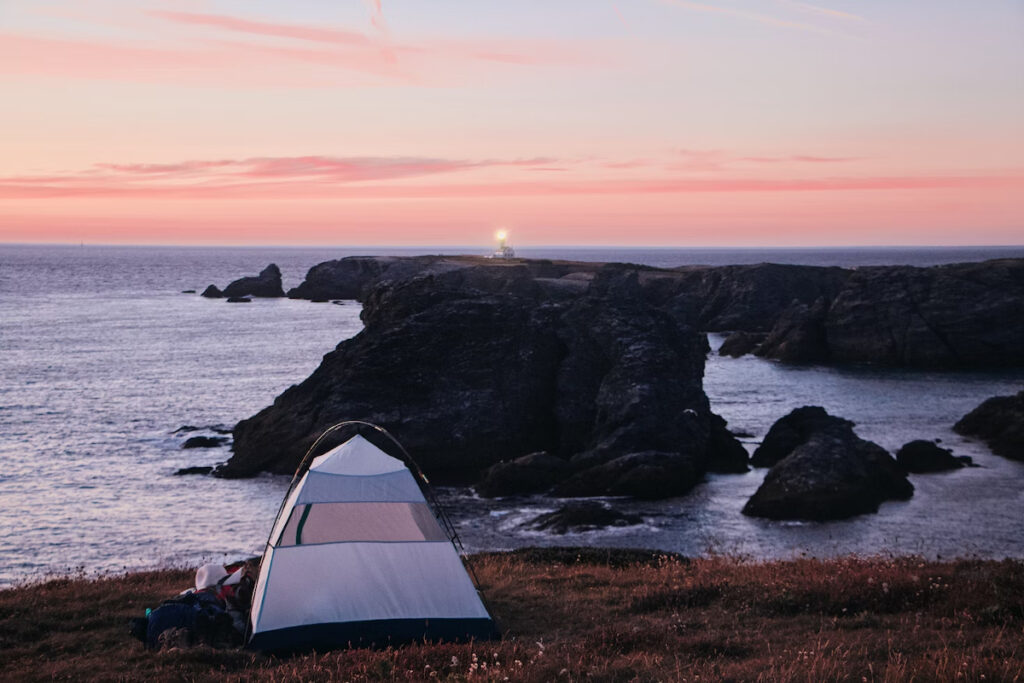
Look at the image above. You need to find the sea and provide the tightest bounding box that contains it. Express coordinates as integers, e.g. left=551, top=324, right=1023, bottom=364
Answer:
left=2, top=243, right=1024, bottom=587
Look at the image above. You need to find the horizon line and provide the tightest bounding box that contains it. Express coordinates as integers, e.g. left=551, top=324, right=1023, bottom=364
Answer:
left=3, top=241, right=1024, bottom=250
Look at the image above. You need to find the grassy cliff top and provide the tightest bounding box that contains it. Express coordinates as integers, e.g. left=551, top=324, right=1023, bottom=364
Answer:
left=2, top=549, right=1023, bottom=681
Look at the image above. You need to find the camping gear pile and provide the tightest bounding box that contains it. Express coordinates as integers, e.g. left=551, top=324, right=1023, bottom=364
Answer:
left=130, top=424, right=496, bottom=653
left=129, top=560, right=256, bottom=650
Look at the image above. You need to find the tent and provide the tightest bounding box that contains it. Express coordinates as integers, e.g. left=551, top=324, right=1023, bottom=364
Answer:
left=247, top=429, right=497, bottom=651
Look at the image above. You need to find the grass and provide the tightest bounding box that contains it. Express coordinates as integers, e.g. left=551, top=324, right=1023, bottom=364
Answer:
left=1, top=549, right=1023, bottom=681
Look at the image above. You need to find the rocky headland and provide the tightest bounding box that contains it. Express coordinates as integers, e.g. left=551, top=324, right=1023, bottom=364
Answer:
left=285, top=255, right=1024, bottom=368
left=219, top=254, right=1021, bottom=511
left=223, top=263, right=747, bottom=500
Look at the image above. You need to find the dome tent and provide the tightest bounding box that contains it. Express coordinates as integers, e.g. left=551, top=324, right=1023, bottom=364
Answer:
left=247, top=423, right=496, bottom=651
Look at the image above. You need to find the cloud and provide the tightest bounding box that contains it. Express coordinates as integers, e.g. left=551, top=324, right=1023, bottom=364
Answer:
left=149, top=11, right=375, bottom=47
left=739, top=155, right=863, bottom=164
left=1, top=155, right=1018, bottom=200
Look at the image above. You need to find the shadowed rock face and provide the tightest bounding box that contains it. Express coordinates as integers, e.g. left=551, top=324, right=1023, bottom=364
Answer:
left=284, top=255, right=1024, bottom=368
left=754, top=260, right=1024, bottom=367
left=955, top=390, right=1024, bottom=461
left=223, top=265, right=747, bottom=499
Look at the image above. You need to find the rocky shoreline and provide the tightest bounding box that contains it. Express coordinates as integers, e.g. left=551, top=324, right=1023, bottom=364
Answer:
left=204, top=254, right=1022, bottom=521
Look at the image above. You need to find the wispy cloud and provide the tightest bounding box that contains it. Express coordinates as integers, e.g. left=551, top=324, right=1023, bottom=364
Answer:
left=2, top=155, right=1018, bottom=200
left=149, top=11, right=375, bottom=47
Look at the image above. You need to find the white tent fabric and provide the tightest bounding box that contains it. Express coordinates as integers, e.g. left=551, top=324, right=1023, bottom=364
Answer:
left=248, top=434, right=495, bottom=651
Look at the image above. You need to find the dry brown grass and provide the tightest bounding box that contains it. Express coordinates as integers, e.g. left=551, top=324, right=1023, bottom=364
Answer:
left=2, top=549, right=1023, bottom=682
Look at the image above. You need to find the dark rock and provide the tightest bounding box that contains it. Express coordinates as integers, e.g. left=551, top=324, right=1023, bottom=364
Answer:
left=755, top=260, right=1024, bottom=367
left=181, top=289, right=196, bottom=294
left=896, top=440, right=965, bottom=473
left=718, top=331, right=766, bottom=358
left=226, top=297, right=251, bottom=303
left=750, top=406, right=854, bottom=468
left=755, top=298, right=830, bottom=363
left=201, top=285, right=224, bottom=298
left=706, top=414, right=750, bottom=473
left=527, top=502, right=643, bottom=534
left=222, top=263, right=285, bottom=298
left=182, top=436, right=229, bottom=449
left=553, top=451, right=703, bottom=500
left=225, top=265, right=732, bottom=500
left=174, top=466, right=214, bottom=476
left=173, top=424, right=231, bottom=435
left=954, top=390, right=1024, bottom=461
left=649, top=263, right=850, bottom=332
left=476, top=452, right=571, bottom=498
left=743, top=430, right=913, bottom=521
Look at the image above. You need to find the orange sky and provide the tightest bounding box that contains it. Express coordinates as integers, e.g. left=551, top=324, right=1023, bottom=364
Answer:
left=2, top=1, right=1022, bottom=246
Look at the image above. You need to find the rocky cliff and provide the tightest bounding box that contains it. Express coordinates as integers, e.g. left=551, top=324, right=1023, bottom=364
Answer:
left=285, top=255, right=1024, bottom=369
left=222, top=263, right=746, bottom=497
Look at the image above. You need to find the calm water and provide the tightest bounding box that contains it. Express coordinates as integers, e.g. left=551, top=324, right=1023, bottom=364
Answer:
left=1, top=244, right=1023, bottom=586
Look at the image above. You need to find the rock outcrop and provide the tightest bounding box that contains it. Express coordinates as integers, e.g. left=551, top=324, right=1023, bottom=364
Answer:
left=743, top=428, right=914, bottom=521
left=749, top=406, right=854, bottom=468
left=743, top=408, right=913, bottom=520
left=286, top=255, right=1024, bottom=369
left=745, top=409, right=913, bottom=520
left=222, top=264, right=285, bottom=298
left=754, top=260, right=1024, bottom=367
left=895, top=440, right=969, bottom=473
left=718, top=331, right=765, bottom=358
left=475, top=453, right=571, bottom=498
left=224, top=264, right=745, bottom=499
left=954, top=390, right=1024, bottom=461
left=182, top=436, right=229, bottom=449
left=202, top=264, right=285, bottom=299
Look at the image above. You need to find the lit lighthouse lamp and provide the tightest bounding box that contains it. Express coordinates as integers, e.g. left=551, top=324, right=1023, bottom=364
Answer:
left=489, top=229, right=516, bottom=259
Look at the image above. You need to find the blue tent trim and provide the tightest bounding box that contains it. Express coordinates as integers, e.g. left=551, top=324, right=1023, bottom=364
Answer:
left=248, top=616, right=498, bottom=652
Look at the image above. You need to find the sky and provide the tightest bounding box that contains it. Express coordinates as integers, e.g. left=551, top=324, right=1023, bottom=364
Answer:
left=1, top=0, right=1022, bottom=246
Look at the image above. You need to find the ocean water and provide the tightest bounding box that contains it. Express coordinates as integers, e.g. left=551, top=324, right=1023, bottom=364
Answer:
left=1, top=243, right=1023, bottom=586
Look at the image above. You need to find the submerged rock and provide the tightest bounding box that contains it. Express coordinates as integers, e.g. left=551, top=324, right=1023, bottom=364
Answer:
left=527, top=502, right=643, bottom=534
left=174, top=466, right=214, bottom=476
left=182, top=436, right=229, bottom=449
left=226, top=297, right=251, bottom=303
left=750, top=406, right=854, bottom=468
left=201, top=285, right=224, bottom=298
left=743, top=430, right=913, bottom=521
left=896, top=440, right=966, bottom=473
left=954, top=390, right=1024, bottom=461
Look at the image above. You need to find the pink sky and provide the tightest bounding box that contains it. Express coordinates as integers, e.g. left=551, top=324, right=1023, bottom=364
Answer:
left=1, top=1, right=1021, bottom=246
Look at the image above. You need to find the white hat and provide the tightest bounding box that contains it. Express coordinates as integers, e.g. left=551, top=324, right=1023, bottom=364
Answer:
left=195, top=563, right=229, bottom=590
